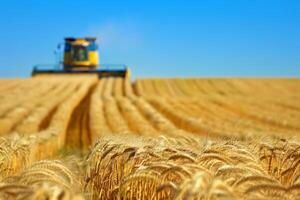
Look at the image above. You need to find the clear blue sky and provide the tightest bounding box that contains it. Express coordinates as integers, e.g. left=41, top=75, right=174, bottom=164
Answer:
left=0, top=0, right=299, bottom=78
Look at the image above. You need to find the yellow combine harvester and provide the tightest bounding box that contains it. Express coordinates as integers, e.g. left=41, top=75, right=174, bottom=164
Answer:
left=32, top=37, right=130, bottom=78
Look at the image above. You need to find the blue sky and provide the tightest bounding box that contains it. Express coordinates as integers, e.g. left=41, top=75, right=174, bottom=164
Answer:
left=0, top=0, right=299, bottom=78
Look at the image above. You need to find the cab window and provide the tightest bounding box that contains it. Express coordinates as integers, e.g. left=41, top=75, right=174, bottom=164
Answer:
left=71, top=46, right=88, bottom=61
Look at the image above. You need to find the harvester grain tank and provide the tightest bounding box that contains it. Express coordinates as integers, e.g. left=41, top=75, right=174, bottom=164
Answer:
left=32, top=37, right=130, bottom=78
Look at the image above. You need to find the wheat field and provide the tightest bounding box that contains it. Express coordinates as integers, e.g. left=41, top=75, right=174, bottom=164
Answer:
left=0, top=75, right=299, bottom=199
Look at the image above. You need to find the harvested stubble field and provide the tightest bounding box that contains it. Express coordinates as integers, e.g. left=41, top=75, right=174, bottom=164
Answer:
left=0, top=75, right=300, bottom=199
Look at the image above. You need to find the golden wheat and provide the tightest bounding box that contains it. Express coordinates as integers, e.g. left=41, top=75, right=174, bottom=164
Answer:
left=0, top=77, right=299, bottom=199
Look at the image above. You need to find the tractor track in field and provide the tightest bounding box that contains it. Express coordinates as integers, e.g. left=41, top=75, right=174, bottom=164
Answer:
left=65, top=85, right=95, bottom=152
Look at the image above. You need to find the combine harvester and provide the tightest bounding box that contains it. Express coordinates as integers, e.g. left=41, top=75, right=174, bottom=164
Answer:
left=32, top=37, right=130, bottom=78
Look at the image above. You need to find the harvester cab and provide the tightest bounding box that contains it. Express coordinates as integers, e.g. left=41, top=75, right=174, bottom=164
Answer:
left=32, top=37, right=130, bottom=78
